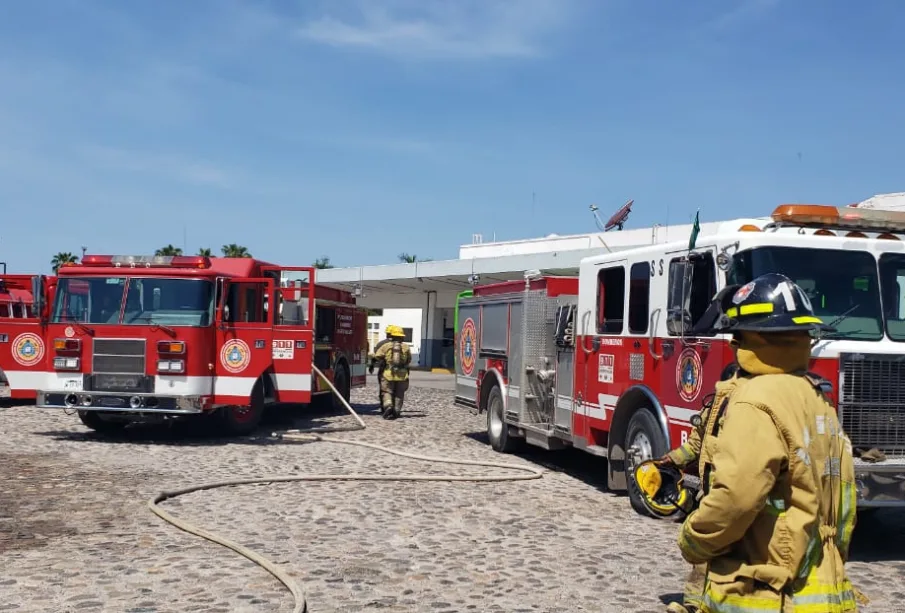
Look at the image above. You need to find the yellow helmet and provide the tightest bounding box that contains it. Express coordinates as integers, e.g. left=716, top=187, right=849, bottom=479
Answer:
left=633, top=460, right=694, bottom=518
left=385, top=325, right=405, bottom=338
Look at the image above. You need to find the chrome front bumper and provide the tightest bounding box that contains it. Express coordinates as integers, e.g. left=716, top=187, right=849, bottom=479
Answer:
left=854, top=457, right=905, bottom=507
left=37, top=390, right=204, bottom=415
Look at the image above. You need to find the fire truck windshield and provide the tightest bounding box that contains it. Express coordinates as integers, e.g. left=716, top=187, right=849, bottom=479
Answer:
left=728, top=246, right=883, bottom=341
left=51, top=276, right=215, bottom=327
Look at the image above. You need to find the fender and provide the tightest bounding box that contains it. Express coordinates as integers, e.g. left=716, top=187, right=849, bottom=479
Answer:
left=606, top=384, right=671, bottom=491
left=476, top=366, right=508, bottom=413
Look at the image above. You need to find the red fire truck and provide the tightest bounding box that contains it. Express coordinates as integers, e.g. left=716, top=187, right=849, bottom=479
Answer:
left=32, top=254, right=368, bottom=435
left=455, top=204, right=905, bottom=513
left=0, top=270, right=56, bottom=401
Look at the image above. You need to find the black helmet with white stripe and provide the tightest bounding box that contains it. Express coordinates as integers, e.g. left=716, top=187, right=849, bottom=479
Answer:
left=715, top=273, right=834, bottom=333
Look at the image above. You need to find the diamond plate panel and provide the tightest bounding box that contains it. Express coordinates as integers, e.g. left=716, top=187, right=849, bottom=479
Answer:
left=629, top=353, right=644, bottom=381
left=519, top=289, right=556, bottom=425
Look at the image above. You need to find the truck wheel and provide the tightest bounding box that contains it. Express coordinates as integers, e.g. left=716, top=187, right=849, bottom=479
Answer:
left=217, top=383, right=265, bottom=436
left=78, top=410, right=128, bottom=435
left=624, top=407, right=668, bottom=517
left=331, top=364, right=351, bottom=412
left=486, top=386, right=519, bottom=453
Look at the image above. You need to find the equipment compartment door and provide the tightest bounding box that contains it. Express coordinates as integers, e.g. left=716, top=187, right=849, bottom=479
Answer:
left=214, top=277, right=275, bottom=405
left=262, top=266, right=315, bottom=404
left=455, top=301, right=482, bottom=409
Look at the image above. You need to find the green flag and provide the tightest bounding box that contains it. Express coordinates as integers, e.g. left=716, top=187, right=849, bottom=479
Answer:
left=688, top=210, right=700, bottom=251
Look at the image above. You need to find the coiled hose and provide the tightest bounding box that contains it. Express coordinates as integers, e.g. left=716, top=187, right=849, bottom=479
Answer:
left=148, top=366, right=544, bottom=613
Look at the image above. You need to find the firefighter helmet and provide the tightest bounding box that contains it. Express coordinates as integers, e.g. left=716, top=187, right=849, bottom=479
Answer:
left=713, top=273, right=834, bottom=334
left=385, top=325, right=405, bottom=338
left=633, top=459, right=694, bottom=518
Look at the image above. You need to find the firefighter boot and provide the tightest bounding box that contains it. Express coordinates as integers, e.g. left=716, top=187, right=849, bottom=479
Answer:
left=378, top=378, right=395, bottom=419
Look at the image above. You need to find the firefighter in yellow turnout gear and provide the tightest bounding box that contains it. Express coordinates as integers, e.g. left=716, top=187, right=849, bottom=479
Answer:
left=371, top=325, right=412, bottom=420
left=675, top=273, right=858, bottom=613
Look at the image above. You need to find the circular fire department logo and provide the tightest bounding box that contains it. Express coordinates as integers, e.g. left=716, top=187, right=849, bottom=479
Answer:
left=220, top=339, right=251, bottom=374
left=459, top=317, right=477, bottom=376
left=12, top=333, right=44, bottom=367
left=64, top=326, right=76, bottom=338
left=676, top=347, right=703, bottom=403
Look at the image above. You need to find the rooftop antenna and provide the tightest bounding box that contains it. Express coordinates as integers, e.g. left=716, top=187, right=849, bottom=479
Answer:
left=590, top=199, right=634, bottom=232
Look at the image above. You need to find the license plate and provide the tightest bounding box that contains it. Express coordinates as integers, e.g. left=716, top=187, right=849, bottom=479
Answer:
left=63, top=378, right=83, bottom=391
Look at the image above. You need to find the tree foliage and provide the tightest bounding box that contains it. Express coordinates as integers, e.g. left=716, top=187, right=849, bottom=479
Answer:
left=221, top=244, right=251, bottom=258
left=155, top=245, right=183, bottom=256
left=51, top=252, right=79, bottom=273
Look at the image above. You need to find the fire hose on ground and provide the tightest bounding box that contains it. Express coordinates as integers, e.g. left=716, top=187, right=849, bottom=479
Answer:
left=147, top=365, right=545, bottom=613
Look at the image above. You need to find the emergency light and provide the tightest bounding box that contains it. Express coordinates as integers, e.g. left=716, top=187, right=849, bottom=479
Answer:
left=771, top=204, right=905, bottom=233
left=80, top=254, right=211, bottom=269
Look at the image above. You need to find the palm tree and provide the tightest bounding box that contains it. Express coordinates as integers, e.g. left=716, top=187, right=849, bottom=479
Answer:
left=155, top=245, right=183, bottom=256
left=398, top=253, right=431, bottom=263
left=221, top=244, right=251, bottom=258
left=313, top=256, right=333, bottom=269
left=51, top=252, right=79, bottom=273
left=197, top=248, right=212, bottom=256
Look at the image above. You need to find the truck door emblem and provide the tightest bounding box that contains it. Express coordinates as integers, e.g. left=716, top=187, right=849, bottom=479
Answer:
left=676, top=347, right=703, bottom=402
left=460, top=318, right=477, bottom=376
left=12, top=333, right=44, bottom=367
left=220, top=339, right=251, bottom=373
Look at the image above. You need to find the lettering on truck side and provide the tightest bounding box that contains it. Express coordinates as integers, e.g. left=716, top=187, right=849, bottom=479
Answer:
left=598, top=354, right=614, bottom=383
left=272, top=339, right=294, bottom=360
left=337, top=313, right=354, bottom=335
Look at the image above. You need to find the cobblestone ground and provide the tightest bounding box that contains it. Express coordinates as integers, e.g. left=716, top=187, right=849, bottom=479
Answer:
left=2, top=382, right=904, bottom=612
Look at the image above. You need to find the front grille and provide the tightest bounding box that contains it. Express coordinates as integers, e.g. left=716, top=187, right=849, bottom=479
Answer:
left=92, top=338, right=145, bottom=375
left=839, top=353, right=905, bottom=456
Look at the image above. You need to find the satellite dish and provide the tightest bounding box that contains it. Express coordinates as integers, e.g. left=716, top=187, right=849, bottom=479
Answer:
left=604, top=199, right=634, bottom=232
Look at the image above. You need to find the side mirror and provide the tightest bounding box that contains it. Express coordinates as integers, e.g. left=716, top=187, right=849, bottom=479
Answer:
left=31, top=275, right=46, bottom=323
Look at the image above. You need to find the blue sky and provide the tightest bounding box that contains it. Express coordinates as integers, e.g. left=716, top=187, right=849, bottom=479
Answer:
left=2, top=0, right=904, bottom=274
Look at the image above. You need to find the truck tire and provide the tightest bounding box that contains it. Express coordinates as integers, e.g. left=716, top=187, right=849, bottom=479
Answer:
left=331, top=363, right=351, bottom=412
left=78, top=410, right=128, bottom=435
left=486, top=385, right=519, bottom=453
left=217, top=382, right=265, bottom=436
left=624, top=407, right=669, bottom=517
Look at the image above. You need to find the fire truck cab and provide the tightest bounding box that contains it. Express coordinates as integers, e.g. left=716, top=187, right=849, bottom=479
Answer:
left=34, top=254, right=368, bottom=435
left=456, top=204, right=905, bottom=513
left=0, top=271, right=55, bottom=401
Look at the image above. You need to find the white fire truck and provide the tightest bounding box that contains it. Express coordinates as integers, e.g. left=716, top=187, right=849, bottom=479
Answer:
left=31, top=254, right=368, bottom=435
left=0, top=269, right=56, bottom=401
left=455, top=204, right=905, bottom=513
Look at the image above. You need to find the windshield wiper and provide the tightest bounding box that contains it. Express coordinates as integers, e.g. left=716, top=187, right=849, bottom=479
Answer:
left=128, top=314, right=177, bottom=337
left=826, top=304, right=859, bottom=329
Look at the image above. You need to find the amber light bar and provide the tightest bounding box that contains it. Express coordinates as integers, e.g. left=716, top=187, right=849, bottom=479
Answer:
left=771, top=204, right=905, bottom=233
left=80, top=254, right=211, bottom=269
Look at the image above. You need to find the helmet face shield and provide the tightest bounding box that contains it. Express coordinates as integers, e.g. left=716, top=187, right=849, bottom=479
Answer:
left=633, top=460, right=694, bottom=518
